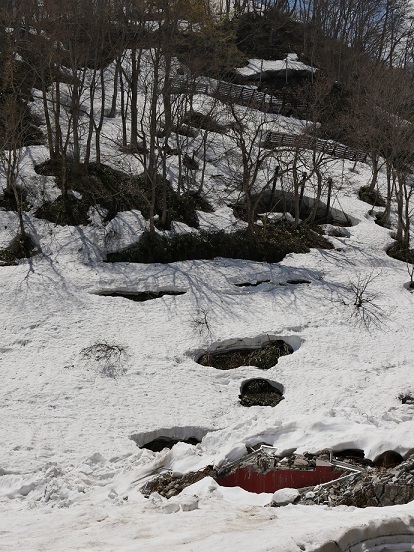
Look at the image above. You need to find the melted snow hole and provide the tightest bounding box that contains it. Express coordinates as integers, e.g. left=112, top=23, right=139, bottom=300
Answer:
left=195, top=335, right=302, bottom=370
left=234, top=278, right=310, bottom=287
left=129, top=426, right=210, bottom=452
left=342, top=529, right=414, bottom=552
left=334, top=448, right=404, bottom=467
left=94, top=289, right=186, bottom=302
left=239, top=378, right=284, bottom=407
left=234, top=279, right=271, bottom=288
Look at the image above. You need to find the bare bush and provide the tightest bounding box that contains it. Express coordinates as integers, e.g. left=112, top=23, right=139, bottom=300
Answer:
left=191, top=308, right=213, bottom=340
left=81, top=341, right=128, bottom=378
left=349, top=271, right=383, bottom=329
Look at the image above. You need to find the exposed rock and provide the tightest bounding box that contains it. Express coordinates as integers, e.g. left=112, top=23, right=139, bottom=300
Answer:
left=322, top=224, right=351, bottom=238
left=293, top=457, right=309, bottom=467
left=271, top=488, right=300, bottom=506
left=141, top=466, right=216, bottom=498
left=298, top=456, right=414, bottom=508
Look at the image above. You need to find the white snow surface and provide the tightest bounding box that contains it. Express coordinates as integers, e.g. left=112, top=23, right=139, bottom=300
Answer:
left=1, top=58, right=414, bottom=550
left=2, top=158, right=414, bottom=550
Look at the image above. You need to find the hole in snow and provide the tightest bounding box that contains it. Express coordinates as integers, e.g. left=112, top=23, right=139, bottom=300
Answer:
left=196, top=335, right=301, bottom=370
left=341, top=531, right=414, bottom=552
left=94, top=290, right=186, bottom=302
left=234, top=279, right=271, bottom=288
left=333, top=449, right=372, bottom=466
left=239, top=378, right=284, bottom=407
left=334, top=448, right=365, bottom=460
left=129, top=426, right=210, bottom=451
left=387, top=242, right=414, bottom=264
left=403, top=282, right=414, bottom=292
left=373, top=450, right=404, bottom=468
left=399, top=393, right=414, bottom=405
left=139, top=436, right=200, bottom=452
left=286, top=279, right=311, bottom=285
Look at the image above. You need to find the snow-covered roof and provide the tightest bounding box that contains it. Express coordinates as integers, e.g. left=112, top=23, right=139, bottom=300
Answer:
left=236, top=53, right=315, bottom=78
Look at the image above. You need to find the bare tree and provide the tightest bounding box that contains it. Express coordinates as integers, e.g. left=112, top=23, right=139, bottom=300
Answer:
left=223, top=103, right=280, bottom=235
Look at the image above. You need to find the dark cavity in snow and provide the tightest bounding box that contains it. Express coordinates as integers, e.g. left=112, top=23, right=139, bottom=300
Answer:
left=239, top=378, right=284, bottom=407
left=234, top=279, right=271, bottom=287
left=95, top=290, right=186, bottom=302
left=333, top=448, right=372, bottom=466
left=334, top=448, right=365, bottom=460
left=129, top=426, right=210, bottom=451
left=197, top=339, right=293, bottom=370
left=140, top=436, right=201, bottom=452
left=234, top=278, right=310, bottom=288
left=399, top=393, right=414, bottom=405
left=373, top=450, right=404, bottom=468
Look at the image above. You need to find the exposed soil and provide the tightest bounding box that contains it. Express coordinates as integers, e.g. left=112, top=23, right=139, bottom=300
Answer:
left=106, top=222, right=333, bottom=264
left=197, top=340, right=293, bottom=370
left=0, top=186, right=30, bottom=212
left=35, top=193, right=91, bottom=226
left=34, top=160, right=212, bottom=228
left=239, top=378, right=284, bottom=407
left=96, top=290, right=186, bottom=302
left=386, top=243, right=414, bottom=264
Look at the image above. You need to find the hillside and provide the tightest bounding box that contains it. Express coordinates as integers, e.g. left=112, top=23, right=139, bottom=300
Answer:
left=1, top=2, right=414, bottom=551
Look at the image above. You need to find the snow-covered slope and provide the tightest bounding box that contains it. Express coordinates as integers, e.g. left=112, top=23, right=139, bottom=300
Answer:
left=1, top=59, right=414, bottom=551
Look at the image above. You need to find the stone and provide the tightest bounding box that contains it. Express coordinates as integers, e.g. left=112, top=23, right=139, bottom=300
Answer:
left=272, top=488, right=300, bottom=506
left=293, top=458, right=309, bottom=467
left=297, top=456, right=414, bottom=508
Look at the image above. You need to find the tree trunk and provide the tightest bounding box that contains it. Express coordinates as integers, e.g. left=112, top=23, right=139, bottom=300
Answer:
left=108, top=59, right=120, bottom=119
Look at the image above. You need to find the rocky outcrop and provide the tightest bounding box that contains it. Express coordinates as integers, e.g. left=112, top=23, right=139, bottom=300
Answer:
left=141, top=466, right=216, bottom=499
left=298, top=456, right=414, bottom=508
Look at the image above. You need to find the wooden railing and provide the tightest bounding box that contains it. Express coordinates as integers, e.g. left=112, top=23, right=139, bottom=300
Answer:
left=169, top=77, right=209, bottom=95
left=170, top=77, right=307, bottom=116
left=213, top=81, right=282, bottom=113
left=262, top=131, right=368, bottom=163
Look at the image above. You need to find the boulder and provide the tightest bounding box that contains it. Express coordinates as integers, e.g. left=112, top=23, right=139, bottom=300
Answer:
left=272, top=488, right=300, bottom=506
